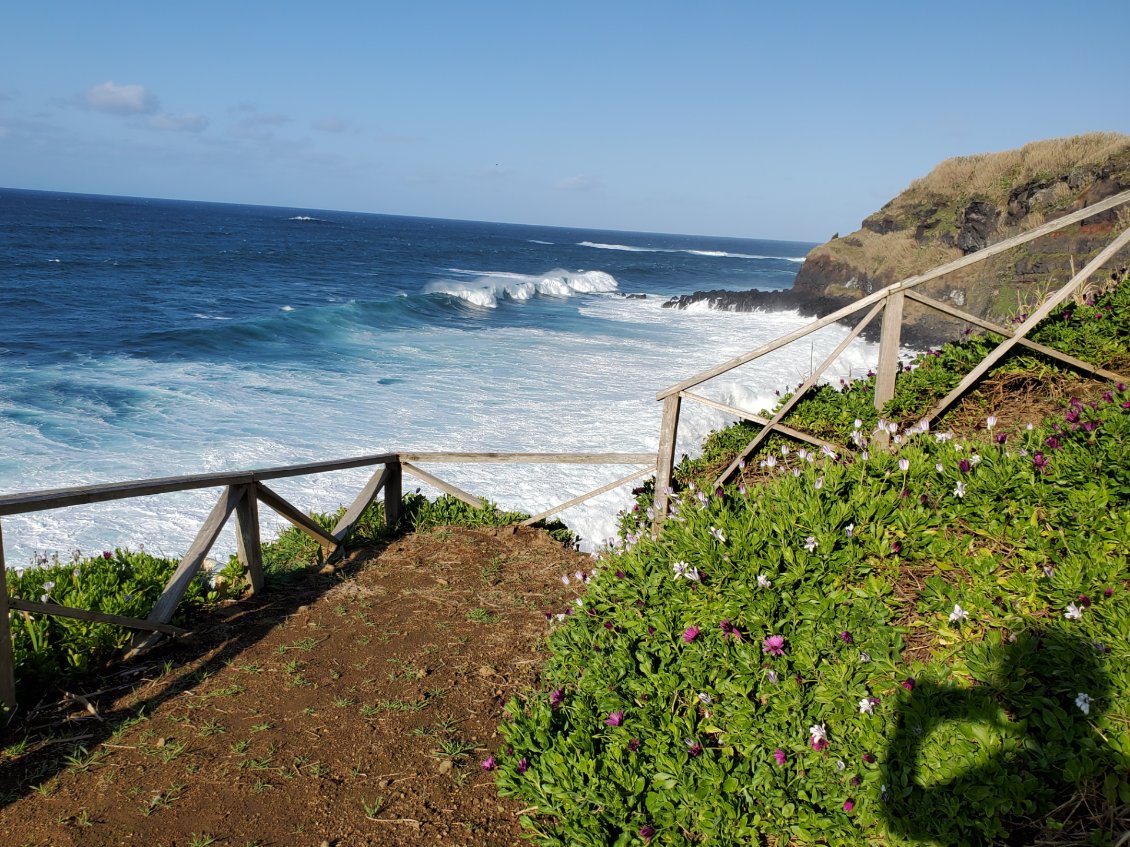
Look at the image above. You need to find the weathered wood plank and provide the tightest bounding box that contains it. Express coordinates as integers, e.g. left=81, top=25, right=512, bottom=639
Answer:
left=397, top=452, right=656, bottom=465
left=0, top=452, right=401, bottom=517
left=254, top=483, right=339, bottom=551
left=8, top=599, right=187, bottom=636
left=400, top=463, right=483, bottom=509
left=523, top=465, right=655, bottom=526
left=0, top=521, right=16, bottom=709
left=235, top=483, right=264, bottom=594
left=679, top=392, right=844, bottom=453
left=652, top=394, right=681, bottom=530
left=713, top=301, right=884, bottom=487
left=657, top=189, right=1130, bottom=400
left=874, top=291, right=905, bottom=413
left=331, top=466, right=391, bottom=542
left=147, top=485, right=245, bottom=626
left=384, top=462, right=403, bottom=532
left=928, top=223, right=1130, bottom=422
left=905, top=290, right=1129, bottom=383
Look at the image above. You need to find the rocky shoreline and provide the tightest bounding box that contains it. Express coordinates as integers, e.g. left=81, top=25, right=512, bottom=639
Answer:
left=660, top=288, right=946, bottom=349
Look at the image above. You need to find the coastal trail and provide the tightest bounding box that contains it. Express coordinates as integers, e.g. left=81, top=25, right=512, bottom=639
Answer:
left=0, top=525, right=588, bottom=846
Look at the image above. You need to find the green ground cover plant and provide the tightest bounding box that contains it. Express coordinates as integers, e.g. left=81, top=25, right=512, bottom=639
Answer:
left=495, top=278, right=1130, bottom=845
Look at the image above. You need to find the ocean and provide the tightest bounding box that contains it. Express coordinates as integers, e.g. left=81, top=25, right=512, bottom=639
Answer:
left=0, top=188, right=882, bottom=565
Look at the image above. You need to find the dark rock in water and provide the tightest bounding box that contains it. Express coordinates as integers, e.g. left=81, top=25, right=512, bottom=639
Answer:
left=624, top=293, right=647, bottom=299
left=662, top=288, right=947, bottom=349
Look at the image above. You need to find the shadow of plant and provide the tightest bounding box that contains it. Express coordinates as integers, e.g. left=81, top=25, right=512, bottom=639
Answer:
left=880, top=624, right=1127, bottom=845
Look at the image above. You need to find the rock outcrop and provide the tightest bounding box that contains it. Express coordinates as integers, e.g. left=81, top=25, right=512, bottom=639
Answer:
left=666, top=133, right=1130, bottom=345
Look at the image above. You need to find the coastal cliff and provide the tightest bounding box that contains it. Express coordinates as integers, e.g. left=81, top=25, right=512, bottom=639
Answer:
left=666, top=133, right=1130, bottom=344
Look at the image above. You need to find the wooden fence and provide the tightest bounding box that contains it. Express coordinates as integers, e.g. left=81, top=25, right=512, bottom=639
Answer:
left=652, top=189, right=1130, bottom=525
left=0, top=450, right=655, bottom=708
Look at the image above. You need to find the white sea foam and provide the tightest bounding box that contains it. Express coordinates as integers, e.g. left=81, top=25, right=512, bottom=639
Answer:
left=193, top=313, right=232, bottom=321
left=280, top=305, right=295, bottom=312
left=527, top=239, right=553, bottom=245
left=288, top=215, right=321, bottom=221
left=579, top=241, right=804, bottom=261
left=1, top=290, right=901, bottom=565
left=426, top=269, right=618, bottom=308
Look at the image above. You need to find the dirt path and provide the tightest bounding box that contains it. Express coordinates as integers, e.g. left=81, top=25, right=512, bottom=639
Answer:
left=0, top=526, right=589, bottom=847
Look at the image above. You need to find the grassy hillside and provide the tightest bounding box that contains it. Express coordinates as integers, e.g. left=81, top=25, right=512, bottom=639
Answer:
left=492, top=275, right=1130, bottom=846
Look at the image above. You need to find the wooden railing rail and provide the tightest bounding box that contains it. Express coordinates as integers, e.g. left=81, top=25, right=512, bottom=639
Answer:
left=653, top=191, right=1130, bottom=527
left=0, top=450, right=655, bottom=708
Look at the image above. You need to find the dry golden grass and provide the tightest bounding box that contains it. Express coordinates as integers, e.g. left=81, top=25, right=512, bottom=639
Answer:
left=903, top=132, right=1130, bottom=202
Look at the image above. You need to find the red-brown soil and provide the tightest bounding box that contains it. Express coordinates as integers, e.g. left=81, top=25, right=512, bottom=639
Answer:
left=0, top=525, right=590, bottom=846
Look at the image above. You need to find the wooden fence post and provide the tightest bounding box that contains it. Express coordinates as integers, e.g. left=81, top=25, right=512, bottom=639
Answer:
left=873, top=291, right=905, bottom=449
left=0, top=520, right=16, bottom=710
left=235, top=482, right=264, bottom=594
left=653, top=394, right=681, bottom=532
left=384, top=461, right=403, bottom=532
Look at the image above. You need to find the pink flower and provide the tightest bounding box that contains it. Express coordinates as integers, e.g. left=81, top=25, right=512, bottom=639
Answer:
left=773, top=748, right=787, bottom=765
left=481, top=756, right=496, bottom=771
left=517, top=757, right=529, bottom=774
left=605, top=711, right=624, bottom=727
left=682, top=626, right=700, bottom=643
left=762, top=634, right=785, bottom=656
left=843, top=799, right=855, bottom=812
left=639, top=825, right=656, bottom=843
left=901, top=677, right=916, bottom=691
left=102, top=550, right=113, bottom=560
left=549, top=688, right=565, bottom=709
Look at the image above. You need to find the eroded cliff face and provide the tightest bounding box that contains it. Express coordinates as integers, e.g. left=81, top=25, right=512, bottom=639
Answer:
left=791, top=134, right=1130, bottom=341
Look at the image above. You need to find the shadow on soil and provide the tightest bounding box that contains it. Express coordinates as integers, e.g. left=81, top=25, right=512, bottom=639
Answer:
left=0, top=539, right=390, bottom=807
left=880, top=624, right=1128, bottom=845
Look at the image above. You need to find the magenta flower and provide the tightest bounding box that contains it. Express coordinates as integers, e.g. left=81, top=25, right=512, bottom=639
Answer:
left=959, top=459, right=972, bottom=473
left=843, top=799, right=855, bottom=813
left=481, top=756, right=496, bottom=771
left=762, top=634, right=786, bottom=656
left=773, top=748, right=787, bottom=766
left=627, top=738, right=640, bottom=752
left=720, top=619, right=742, bottom=640
left=902, top=677, right=916, bottom=691
left=517, top=757, right=529, bottom=774
left=682, top=626, right=700, bottom=643
left=1033, top=452, right=1048, bottom=471
left=1078, top=593, right=1092, bottom=608
left=102, top=550, right=113, bottom=560
left=1046, top=436, right=1061, bottom=450
left=549, top=688, right=565, bottom=710
left=605, top=711, right=624, bottom=727
left=685, top=738, right=703, bottom=757
left=839, top=631, right=854, bottom=644
left=863, top=752, right=876, bottom=764
left=639, top=825, right=656, bottom=843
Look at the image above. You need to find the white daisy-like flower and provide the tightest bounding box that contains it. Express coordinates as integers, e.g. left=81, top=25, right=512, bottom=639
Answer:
left=809, top=723, right=828, bottom=743
left=859, top=698, right=875, bottom=715
left=986, top=415, right=997, bottom=429
left=1075, top=692, right=1093, bottom=715
left=949, top=604, right=969, bottom=623
left=899, top=458, right=910, bottom=471
left=698, top=692, right=712, bottom=704
left=1064, top=602, right=1083, bottom=620
left=954, top=481, right=966, bottom=498
left=757, top=574, right=772, bottom=588
left=804, top=536, right=818, bottom=553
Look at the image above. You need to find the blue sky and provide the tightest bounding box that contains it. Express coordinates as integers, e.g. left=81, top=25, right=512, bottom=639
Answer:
left=2, top=1, right=1127, bottom=240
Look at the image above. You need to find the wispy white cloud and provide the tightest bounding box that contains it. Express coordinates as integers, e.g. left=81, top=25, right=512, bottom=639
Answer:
left=83, top=81, right=159, bottom=115
left=148, top=112, right=209, bottom=133
left=556, top=174, right=599, bottom=192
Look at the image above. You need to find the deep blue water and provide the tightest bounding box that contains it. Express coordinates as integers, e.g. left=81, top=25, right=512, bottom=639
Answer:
left=0, top=188, right=876, bottom=561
